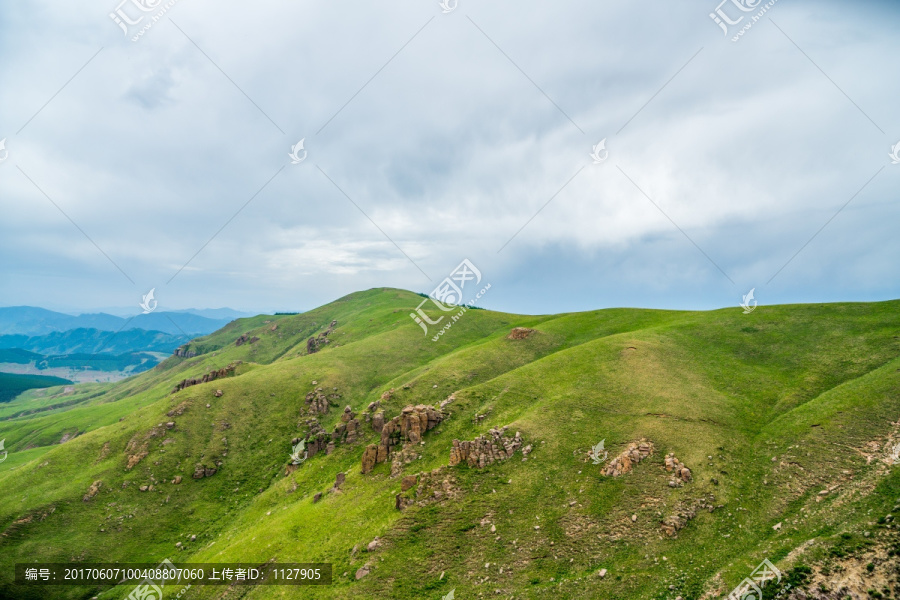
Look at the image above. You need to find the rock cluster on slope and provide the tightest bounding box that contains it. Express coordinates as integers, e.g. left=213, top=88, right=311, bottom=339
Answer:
left=306, top=320, right=337, bottom=354
left=360, top=404, right=443, bottom=474
left=601, top=439, right=654, bottom=477
left=665, top=452, right=693, bottom=483
left=171, top=362, right=242, bottom=394
left=449, top=426, right=524, bottom=468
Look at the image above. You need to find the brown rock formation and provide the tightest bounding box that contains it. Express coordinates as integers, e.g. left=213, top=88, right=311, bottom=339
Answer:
left=306, top=320, right=338, bottom=354
left=361, top=404, right=444, bottom=474
left=171, top=362, right=241, bottom=393
left=449, top=426, right=524, bottom=468
left=173, top=344, right=197, bottom=358
left=395, top=468, right=459, bottom=510
left=601, top=439, right=654, bottom=477
left=664, top=452, right=692, bottom=482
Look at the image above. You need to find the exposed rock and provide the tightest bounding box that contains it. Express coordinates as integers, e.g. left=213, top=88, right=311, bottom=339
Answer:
left=165, top=422, right=175, bottom=429
left=214, top=390, right=223, bottom=397
left=235, top=334, right=259, bottom=346
left=449, top=427, right=524, bottom=468
left=439, top=393, right=456, bottom=410
left=307, top=320, right=338, bottom=354
left=395, top=469, right=459, bottom=511
left=361, top=404, right=444, bottom=474
left=664, top=453, right=692, bottom=482
left=660, top=495, right=716, bottom=537
left=173, top=344, right=197, bottom=358
left=401, top=475, right=417, bottom=492
left=139, top=485, right=149, bottom=492
left=380, top=389, right=394, bottom=401
left=167, top=401, right=189, bottom=417
left=390, top=445, right=420, bottom=477
left=172, top=476, right=182, bottom=485
left=193, top=463, right=217, bottom=479
left=366, top=537, right=381, bottom=552
left=333, top=472, right=346, bottom=491
left=601, top=439, right=654, bottom=477
left=598, top=568, right=608, bottom=578
left=304, top=386, right=341, bottom=416
left=507, top=327, right=536, bottom=340
left=171, top=362, right=241, bottom=393
left=355, top=565, right=370, bottom=580
left=313, top=492, right=322, bottom=503
left=82, top=480, right=102, bottom=502
left=361, top=445, right=379, bottom=475
left=59, top=432, right=76, bottom=444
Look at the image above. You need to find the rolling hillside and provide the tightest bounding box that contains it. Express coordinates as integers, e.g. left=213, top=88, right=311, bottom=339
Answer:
left=0, top=289, right=898, bottom=600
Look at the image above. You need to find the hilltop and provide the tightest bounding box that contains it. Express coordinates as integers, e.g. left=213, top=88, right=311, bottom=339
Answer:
left=0, top=289, right=898, bottom=599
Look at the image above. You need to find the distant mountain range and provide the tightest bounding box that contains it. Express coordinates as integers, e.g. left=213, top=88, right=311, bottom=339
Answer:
left=0, top=306, right=244, bottom=337
left=0, top=328, right=188, bottom=356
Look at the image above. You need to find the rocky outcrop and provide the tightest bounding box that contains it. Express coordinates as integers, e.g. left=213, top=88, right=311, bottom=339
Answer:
left=82, top=480, right=102, bottom=502
left=361, top=405, right=444, bottom=474
left=332, top=406, right=362, bottom=445
left=507, top=327, right=536, bottom=340
left=234, top=334, right=259, bottom=346
left=395, top=468, right=460, bottom=510
left=306, top=320, right=338, bottom=354
left=171, top=362, right=241, bottom=393
left=173, top=344, right=197, bottom=358
left=304, top=385, right=341, bottom=416
left=601, top=439, right=654, bottom=477
left=449, top=426, right=524, bottom=468
left=664, top=453, right=692, bottom=483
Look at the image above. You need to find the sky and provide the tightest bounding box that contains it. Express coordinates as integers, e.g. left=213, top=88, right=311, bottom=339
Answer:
left=1, top=0, right=898, bottom=317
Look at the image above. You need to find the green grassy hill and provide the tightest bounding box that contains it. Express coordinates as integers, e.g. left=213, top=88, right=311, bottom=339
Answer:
left=0, top=289, right=898, bottom=600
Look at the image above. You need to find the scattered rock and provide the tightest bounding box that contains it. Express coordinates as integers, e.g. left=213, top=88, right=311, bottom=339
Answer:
left=401, top=475, right=417, bottom=492
left=192, top=463, right=217, bottom=479
left=598, top=568, right=607, bottom=578
left=333, top=472, right=346, bottom=491
left=367, top=538, right=381, bottom=552
left=355, top=565, right=370, bottom=580
left=313, top=492, right=322, bottom=503
left=214, top=390, right=223, bottom=397
left=165, top=422, right=175, bottom=429
left=172, top=476, right=182, bottom=485
left=139, top=485, right=149, bottom=492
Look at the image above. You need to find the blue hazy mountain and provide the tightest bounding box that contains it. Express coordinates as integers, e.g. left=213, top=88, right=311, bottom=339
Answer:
left=0, top=306, right=238, bottom=336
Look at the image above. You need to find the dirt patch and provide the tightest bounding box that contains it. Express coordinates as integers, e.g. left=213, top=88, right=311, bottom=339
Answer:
left=506, top=327, right=536, bottom=340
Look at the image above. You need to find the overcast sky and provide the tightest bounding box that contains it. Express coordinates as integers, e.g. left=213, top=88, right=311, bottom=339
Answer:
left=1, top=0, right=898, bottom=316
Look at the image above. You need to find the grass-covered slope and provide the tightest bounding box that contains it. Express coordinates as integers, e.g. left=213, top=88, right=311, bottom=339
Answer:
left=0, top=289, right=898, bottom=600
